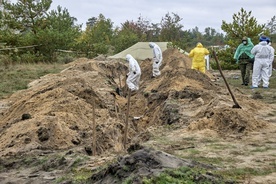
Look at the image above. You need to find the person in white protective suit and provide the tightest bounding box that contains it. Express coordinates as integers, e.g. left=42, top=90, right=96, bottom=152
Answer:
left=258, top=38, right=275, bottom=85
left=126, top=54, right=141, bottom=91
left=267, top=38, right=275, bottom=77
left=149, top=42, right=163, bottom=78
left=251, top=36, right=274, bottom=88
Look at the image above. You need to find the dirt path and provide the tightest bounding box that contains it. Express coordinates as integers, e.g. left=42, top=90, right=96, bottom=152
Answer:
left=143, top=123, right=276, bottom=183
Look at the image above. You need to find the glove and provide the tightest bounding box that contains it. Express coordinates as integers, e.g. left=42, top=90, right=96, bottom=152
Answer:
left=153, top=58, right=158, bottom=63
left=133, top=71, right=136, bottom=74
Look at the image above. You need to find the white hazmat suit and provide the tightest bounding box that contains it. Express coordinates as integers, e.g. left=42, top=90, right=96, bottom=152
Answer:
left=268, top=42, right=275, bottom=77
left=126, top=54, right=141, bottom=91
left=258, top=41, right=275, bottom=85
left=149, top=42, right=163, bottom=77
left=251, top=40, right=274, bottom=88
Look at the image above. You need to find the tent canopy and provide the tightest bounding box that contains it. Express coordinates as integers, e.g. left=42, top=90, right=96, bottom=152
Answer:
left=108, top=42, right=168, bottom=61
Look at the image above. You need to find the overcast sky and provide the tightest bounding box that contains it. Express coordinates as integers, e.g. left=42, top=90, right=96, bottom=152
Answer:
left=12, top=0, right=276, bottom=33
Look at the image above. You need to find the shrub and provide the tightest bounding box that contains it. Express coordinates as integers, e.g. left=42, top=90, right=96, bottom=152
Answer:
left=211, top=48, right=239, bottom=70
left=0, top=54, right=13, bottom=67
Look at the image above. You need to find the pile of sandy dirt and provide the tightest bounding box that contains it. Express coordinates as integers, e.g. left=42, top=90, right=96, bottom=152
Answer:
left=188, top=107, right=267, bottom=136
left=0, top=48, right=271, bottom=157
left=0, top=59, right=129, bottom=156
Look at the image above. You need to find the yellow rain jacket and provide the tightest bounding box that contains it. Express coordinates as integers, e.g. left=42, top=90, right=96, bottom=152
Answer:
left=188, top=43, right=209, bottom=73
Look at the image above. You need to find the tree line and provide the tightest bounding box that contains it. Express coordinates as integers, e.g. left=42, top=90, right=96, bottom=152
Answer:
left=0, top=0, right=275, bottom=65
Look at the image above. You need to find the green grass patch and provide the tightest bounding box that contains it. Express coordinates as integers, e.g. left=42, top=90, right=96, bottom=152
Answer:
left=122, top=176, right=136, bottom=184
left=207, top=143, right=237, bottom=150
left=187, top=149, right=201, bottom=156
left=69, top=156, right=90, bottom=171
left=214, top=69, right=276, bottom=104
left=182, top=136, right=198, bottom=141
left=200, top=138, right=220, bottom=143
left=0, top=63, right=66, bottom=99
left=221, top=70, right=276, bottom=89
left=181, top=155, right=238, bottom=167
left=214, top=167, right=275, bottom=180
left=72, top=168, right=93, bottom=183
left=250, top=146, right=272, bottom=152
left=142, top=166, right=234, bottom=184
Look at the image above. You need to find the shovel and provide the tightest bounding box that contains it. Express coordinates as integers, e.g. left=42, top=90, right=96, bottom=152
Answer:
left=212, top=51, right=242, bottom=109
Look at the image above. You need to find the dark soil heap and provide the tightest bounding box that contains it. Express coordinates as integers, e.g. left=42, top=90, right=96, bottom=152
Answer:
left=89, top=147, right=226, bottom=184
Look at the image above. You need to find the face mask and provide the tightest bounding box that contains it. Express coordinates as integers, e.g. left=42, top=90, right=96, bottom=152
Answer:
left=242, top=41, right=247, bottom=45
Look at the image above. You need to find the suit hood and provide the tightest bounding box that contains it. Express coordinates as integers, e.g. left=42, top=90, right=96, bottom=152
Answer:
left=196, top=42, right=203, bottom=48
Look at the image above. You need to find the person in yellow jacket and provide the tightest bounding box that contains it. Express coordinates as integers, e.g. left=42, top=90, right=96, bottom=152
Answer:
left=188, top=42, right=210, bottom=73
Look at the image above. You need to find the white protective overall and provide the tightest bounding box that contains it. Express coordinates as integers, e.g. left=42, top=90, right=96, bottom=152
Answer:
left=268, top=42, right=275, bottom=77
left=149, top=42, right=163, bottom=77
left=251, top=41, right=274, bottom=88
left=126, top=54, right=141, bottom=91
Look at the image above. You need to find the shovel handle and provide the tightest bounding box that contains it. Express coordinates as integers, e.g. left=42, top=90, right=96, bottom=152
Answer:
left=212, top=51, right=241, bottom=109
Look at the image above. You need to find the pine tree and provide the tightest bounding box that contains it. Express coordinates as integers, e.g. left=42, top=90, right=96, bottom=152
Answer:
left=221, top=8, right=267, bottom=47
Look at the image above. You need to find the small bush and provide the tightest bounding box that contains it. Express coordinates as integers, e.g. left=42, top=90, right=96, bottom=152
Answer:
left=20, top=52, right=38, bottom=63
left=0, top=54, right=13, bottom=67
left=211, top=60, right=239, bottom=70
left=211, top=48, right=239, bottom=70
left=57, top=55, right=74, bottom=64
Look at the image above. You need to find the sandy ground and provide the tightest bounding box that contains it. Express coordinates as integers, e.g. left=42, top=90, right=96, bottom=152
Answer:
left=0, top=48, right=275, bottom=183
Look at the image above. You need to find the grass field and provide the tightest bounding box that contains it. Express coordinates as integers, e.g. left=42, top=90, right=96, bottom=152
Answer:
left=224, top=70, right=276, bottom=89
left=218, top=69, right=276, bottom=104
left=0, top=63, right=67, bottom=99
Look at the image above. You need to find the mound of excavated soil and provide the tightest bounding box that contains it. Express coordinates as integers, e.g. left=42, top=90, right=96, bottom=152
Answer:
left=0, top=48, right=271, bottom=157
left=188, top=107, right=267, bottom=136
left=0, top=59, right=129, bottom=156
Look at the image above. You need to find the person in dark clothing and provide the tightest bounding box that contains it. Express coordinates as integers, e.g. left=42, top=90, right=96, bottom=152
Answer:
left=233, top=37, right=255, bottom=86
